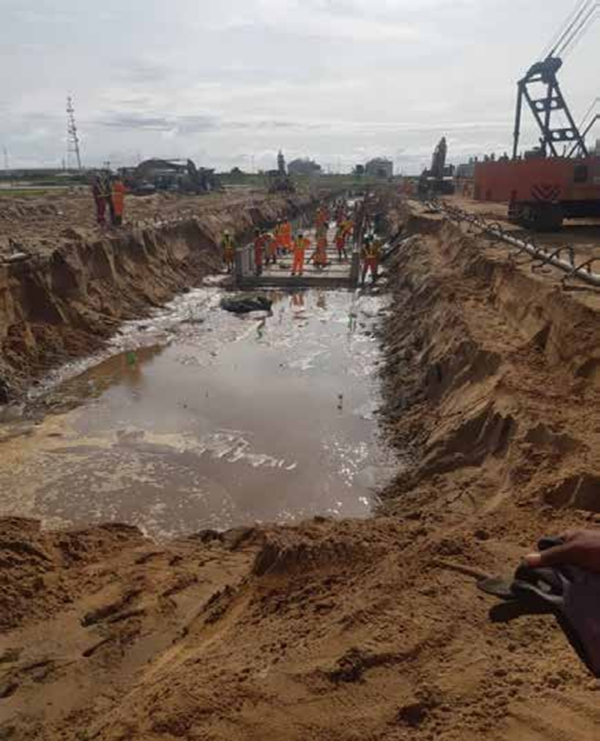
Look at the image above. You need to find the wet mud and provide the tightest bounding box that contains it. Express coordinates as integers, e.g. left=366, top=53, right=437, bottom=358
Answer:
left=0, top=288, right=395, bottom=538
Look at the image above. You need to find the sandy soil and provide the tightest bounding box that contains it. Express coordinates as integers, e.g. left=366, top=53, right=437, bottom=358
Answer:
left=0, top=190, right=277, bottom=255
left=1, top=198, right=600, bottom=740
left=445, top=193, right=600, bottom=262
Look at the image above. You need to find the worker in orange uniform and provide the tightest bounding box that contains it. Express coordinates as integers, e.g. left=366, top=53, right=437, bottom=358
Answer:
left=221, top=231, right=235, bottom=273
left=315, top=206, right=326, bottom=231
left=335, top=222, right=350, bottom=262
left=315, top=207, right=321, bottom=227
left=274, top=220, right=285, bottom=256
left=253, top=228, right=266, bottom=276
left=291, top=232, right=310, bottom=276
left=280, top=220, right=293, bottom=252
left=111, top=177, right=126, bottom=226
left=312, top=231, right=328, bottom=271
left=361, top=234, right=381, bottom=286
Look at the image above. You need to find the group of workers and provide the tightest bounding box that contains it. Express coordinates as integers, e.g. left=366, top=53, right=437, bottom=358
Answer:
left=249, top=221, right=312, bottom=277
left=221, top=200, right=382, bottom=285
left=91, top=173, right=126, bottom=227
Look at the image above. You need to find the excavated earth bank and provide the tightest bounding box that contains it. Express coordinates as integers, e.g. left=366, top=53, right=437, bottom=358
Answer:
left=0, top=191, right=315, bottom=401
left=1, top=199, right=600, bottom=740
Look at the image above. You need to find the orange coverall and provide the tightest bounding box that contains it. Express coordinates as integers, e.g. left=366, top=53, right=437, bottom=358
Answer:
left=111, top=180, right=126, bottom=225
left=313, top=235, right=328, bottom=268
left=265, top=233, right=277, bottom=264
left=291, top=236, right=310, bottom=275
left=280, top=221, right=293, bottom=251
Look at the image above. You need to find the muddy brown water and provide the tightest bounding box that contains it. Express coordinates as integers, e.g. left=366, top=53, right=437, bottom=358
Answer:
left=0, top=286, right=396, bottom=539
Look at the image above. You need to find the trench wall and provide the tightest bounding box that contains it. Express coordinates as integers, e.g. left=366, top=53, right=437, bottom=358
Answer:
left=380, top=207, right=600, bottom=519
left=0, top=194, right=315, bottom=400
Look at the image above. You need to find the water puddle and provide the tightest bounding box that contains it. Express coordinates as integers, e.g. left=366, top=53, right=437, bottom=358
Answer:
left=0, top=288, right=397, bottom=539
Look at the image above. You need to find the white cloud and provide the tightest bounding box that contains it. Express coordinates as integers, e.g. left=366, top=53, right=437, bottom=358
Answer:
left=1, top=0, right=598, bottom=172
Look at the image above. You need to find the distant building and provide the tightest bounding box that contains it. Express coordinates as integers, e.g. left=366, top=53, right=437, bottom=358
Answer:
left=365, top=158, right=393, bottom=179
left=288, top=158, right=322, bottom=176
left=596, top=139, right=600, bottom=155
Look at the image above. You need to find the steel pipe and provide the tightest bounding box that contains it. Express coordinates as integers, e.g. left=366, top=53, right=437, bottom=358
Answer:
left=430, top=201, right=600, bottom=288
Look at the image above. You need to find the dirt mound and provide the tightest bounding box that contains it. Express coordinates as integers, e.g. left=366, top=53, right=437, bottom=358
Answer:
left=0, top=517, right=146, bottom=631
left=380, top=209, right=600, bottom=526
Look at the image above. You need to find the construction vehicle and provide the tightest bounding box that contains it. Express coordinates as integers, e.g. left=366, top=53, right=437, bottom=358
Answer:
left=418, top=137, right=455, bottom=196
left=267, top=150, right=296, bottom=194
left=267, top=171, right=295, bottom=194
left=474, top=1, right=600, bottom=230
left=123, top=159, right=221, bottom=196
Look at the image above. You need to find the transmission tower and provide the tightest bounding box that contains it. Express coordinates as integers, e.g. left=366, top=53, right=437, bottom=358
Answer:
left=66, top=96, right=83, bottom=171
left=2, top=146, right=8, bottom=172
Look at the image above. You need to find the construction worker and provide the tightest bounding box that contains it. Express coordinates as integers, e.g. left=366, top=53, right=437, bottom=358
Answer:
left=315, top=206, right=322, bottom=227
left=274, top=220, right=286, bottom=256
left=335, top=225, right=346, bottom=263
left=291, top=232, right=310, bottom=277
left=335, top=219, right=353, bottom=263
left=280, top=219, right=293, bottom=252
left=361, top=234, right=381, bottom=286
left=221, top=231, right=235, bottom=273
left=342, top=217, right=354, bottom=250
left=111, top=177, right=126, bottom=226
left=253, top=228, right=266, bottom=276
left=312, top=231, right=328, bottom=271
left=91, top=175, right=106, bottom=225
left=265, top=230, right=278, bottom=265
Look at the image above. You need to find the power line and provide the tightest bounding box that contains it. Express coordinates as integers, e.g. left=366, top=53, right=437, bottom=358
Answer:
left=66, top=96, right=83, bottom=171
left=560, top=2, right=599, bottom=58
left=548, top=0, right=592, bottom=57
left=542, top=0, right=589, bottom=58
left=579, top=96, right=600, bottom=129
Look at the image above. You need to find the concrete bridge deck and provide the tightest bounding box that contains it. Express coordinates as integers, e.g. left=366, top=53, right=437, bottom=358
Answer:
left=236, top=227, right=360, bottom=290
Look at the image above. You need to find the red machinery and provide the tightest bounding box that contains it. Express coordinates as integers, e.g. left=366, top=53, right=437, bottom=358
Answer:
left=475, top=156, right=600, bottom=230
left=474, top=1, right=600, bottom=230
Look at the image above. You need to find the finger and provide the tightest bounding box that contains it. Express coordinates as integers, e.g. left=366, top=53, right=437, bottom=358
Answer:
left=525, top=542, right=577, bottom=568
left=559, top=530, right=580, bottom=543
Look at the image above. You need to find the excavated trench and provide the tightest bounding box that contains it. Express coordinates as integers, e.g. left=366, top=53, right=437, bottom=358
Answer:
left=0, top=192, right=320, bottom=400
left=0, top=201, right=396, bottom=539
left=2, top=198, right=600, bottom=741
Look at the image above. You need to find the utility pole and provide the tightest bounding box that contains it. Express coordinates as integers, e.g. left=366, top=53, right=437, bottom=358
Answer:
left=2, top=146, right=9, bottom=186
left=66, top=96, right=83, bottom=171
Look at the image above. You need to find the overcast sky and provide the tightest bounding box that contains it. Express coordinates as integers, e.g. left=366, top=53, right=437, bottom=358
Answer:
left=1, top=0, right=598, bottom=173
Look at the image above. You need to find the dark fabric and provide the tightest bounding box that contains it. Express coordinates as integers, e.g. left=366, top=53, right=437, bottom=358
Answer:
left=220, top=295, right=273, bottom=314
left=479, top=537, right=600, bottom=676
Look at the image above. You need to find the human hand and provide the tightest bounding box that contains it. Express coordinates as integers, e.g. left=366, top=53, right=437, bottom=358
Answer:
left=526, top=530, right=600, bottom=575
